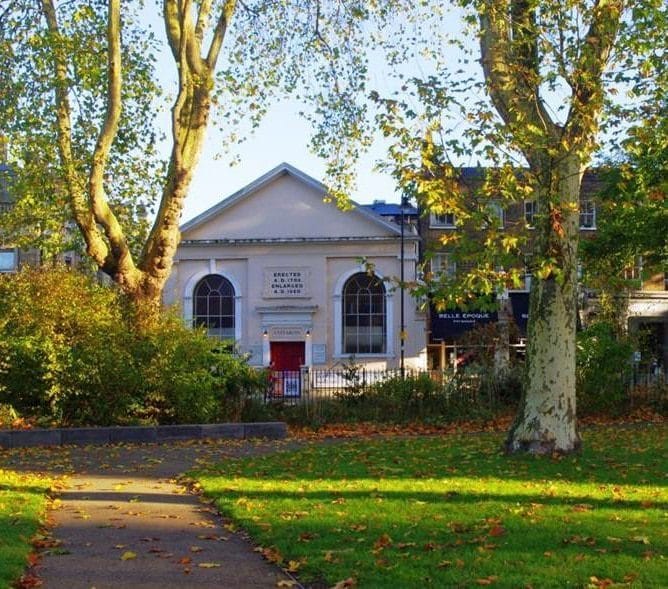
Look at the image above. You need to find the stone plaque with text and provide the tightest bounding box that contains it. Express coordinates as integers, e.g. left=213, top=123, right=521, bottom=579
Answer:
left=263, top=267, right=311, bottom=298
left=268, top=326, right=306, bottom=341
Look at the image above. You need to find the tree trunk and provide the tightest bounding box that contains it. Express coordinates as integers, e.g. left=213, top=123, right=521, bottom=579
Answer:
left=506, top=156, right=583, bottom=454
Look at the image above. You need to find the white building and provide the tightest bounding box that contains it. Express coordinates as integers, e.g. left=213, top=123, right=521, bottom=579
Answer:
left=164, top=163, right=427, bottom=371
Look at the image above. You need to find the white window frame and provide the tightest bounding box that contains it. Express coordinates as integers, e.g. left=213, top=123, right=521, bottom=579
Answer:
left=333, top=266, right=394, bottom=358
left=429, top=212, right=456, bottom=228
left=182, top=264, right=242, bottom=342
left=579, top=196, right=596, bottom=229
left=0, top=248, right=17, bottom=273
left=524, top=200, right=537, bottom=228
left=485, top=202, right=504, bottom=229
left=431, top=252, right=457, bottom=278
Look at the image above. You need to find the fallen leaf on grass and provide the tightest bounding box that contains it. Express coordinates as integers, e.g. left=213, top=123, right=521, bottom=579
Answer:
left=476, top=577, right=498, bottom=586
left=260, top=546, right=283, bottom=564
left=588, top=576, right=615, bottom=588
left=373, top=533, right=392, bottom=551
left=331, top=578, right=357, bottom=589
left=488, top=525, right=505, bottom=537
left=324, top=551, right=340, bottom=563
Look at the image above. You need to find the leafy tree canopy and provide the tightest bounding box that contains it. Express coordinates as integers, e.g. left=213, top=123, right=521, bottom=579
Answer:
left=582, top=99, right=668, bottom=289
left=0, top=0, right=403, bottom=306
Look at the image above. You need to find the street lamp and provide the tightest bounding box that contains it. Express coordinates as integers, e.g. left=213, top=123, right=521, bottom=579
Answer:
left=400, top=195, right=409, bottom=379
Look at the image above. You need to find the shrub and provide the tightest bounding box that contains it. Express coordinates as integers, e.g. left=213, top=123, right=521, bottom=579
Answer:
left=139, top=319, right=270, bottom=424
left=270, top=365, right=522, bottom=428
left=0, top=267, right=138, bottom=424
left=0, top=267, right=266, bottom=426
left=576, top=322, right=633, bottom=414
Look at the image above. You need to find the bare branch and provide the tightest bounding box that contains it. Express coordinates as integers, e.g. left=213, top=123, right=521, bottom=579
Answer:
left=479, top=0, right=559, bottom=162
left=164, top=0, right=182, bottom=62
left=565, top=0, right=623, bottom=145
left=195, top=0, right=216, bottom=46
left=40, top=0, right=112, bottom=272
left=180, top=0, right=206, bottom=76
left=206, top=0, right=236, bottom=68
left=88, top=0, right=138, bottom=284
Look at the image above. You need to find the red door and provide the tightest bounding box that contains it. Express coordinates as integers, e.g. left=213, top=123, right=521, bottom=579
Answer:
left=270, top=342, right=305, bottom=398
left=270, top=342, right=305, bottom=371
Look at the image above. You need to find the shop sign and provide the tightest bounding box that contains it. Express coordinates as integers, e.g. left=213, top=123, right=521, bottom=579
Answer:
left=430, top=307, right=498, bottom=340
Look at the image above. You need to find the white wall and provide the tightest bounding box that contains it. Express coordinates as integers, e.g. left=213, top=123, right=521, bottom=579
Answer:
left=165, top=170, right=427, bottom=369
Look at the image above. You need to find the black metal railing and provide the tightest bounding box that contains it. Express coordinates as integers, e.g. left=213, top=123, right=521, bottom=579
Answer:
left=262, top=365, right=667, bottom=411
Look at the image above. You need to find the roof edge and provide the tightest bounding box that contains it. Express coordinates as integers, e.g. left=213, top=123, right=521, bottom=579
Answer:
left=180, top=163, right=403, bottom=237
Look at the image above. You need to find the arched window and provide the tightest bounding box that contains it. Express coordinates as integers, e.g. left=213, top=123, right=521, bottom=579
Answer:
left=193, top=274, right=235, bottom=339
left=343, top=273, right=386, bottom=354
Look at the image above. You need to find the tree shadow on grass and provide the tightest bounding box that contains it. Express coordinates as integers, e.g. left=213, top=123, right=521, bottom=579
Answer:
left=197, top=434, right=667, bottom=488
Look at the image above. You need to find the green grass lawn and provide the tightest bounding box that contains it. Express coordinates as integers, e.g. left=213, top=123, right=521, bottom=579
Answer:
left=0, top=468, right=54, bottom=587
left=196, top=425, right=667, bottom=588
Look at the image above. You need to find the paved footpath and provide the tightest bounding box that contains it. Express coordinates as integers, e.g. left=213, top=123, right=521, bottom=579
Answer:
left=1, top=438, right=303, bottom=588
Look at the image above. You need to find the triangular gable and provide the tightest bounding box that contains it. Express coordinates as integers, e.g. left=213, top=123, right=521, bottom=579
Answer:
left=180, top=163, right=405, bottom=241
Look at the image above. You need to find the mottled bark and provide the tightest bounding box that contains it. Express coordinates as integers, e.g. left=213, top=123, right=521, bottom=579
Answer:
left=479, top=0, right=622, bottom=453
left=506, top=156, right=583, bottom=454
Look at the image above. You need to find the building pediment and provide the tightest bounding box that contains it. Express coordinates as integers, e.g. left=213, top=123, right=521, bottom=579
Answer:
left=180, top=163, right=409, bottom=242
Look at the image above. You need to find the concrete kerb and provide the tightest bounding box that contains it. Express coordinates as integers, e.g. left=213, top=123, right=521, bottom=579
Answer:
left=0, top=421, right=287, bottom=449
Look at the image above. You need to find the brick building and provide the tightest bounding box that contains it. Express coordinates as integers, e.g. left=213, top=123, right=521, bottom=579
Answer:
left=419, top=168, right=667, bottom=371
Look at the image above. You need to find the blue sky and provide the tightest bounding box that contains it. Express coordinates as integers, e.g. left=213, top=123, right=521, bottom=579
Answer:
left=144, top=6, right=460, bottom=225
left=181, top=101, right=399, bottom=223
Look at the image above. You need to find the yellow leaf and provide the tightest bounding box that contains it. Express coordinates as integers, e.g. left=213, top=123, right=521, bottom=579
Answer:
left=198, top=562, right=221, bottom=568
left=120, top=551, right=137, bottom=561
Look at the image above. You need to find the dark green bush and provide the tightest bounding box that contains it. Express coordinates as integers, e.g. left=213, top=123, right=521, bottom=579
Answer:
left=576, top=322, right=633, bottom=414
left=0, top=267, right=137, bottom=424
left=0, top=267, right=266, bottom=426
left=270, top=367, right=521, bottom=428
